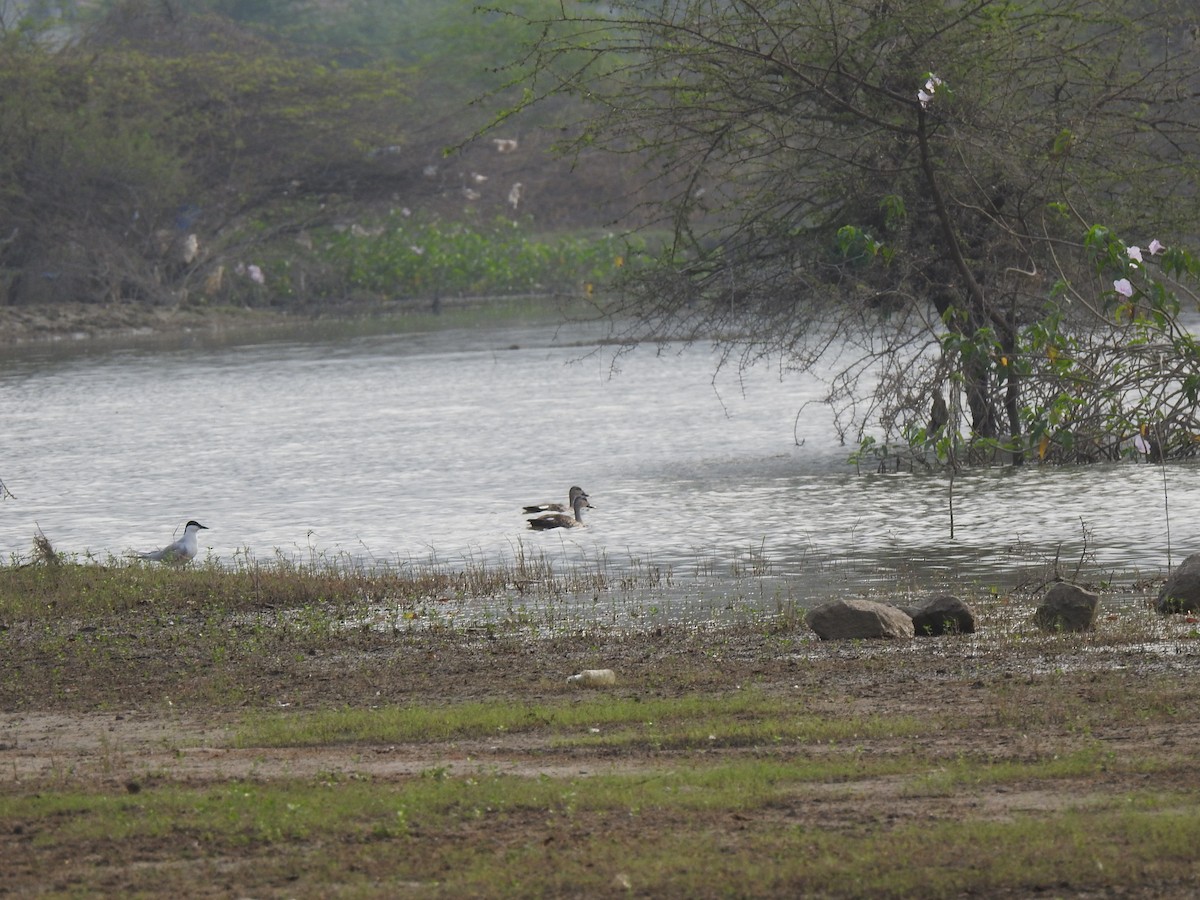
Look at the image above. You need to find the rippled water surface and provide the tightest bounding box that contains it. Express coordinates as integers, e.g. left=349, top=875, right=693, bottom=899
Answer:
left=2, top=319, right=1194, bottom=603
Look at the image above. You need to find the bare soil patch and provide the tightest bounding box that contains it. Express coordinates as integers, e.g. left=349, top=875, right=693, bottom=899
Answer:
left=5, top=614, right=1200, bottom=896
left=5, top=617, right=1200, bottom=774
left=2, top=445, right=1199, bottom=897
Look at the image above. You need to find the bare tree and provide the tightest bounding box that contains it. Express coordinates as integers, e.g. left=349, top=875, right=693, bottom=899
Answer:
left=500, top=0, right=1200, bottom=465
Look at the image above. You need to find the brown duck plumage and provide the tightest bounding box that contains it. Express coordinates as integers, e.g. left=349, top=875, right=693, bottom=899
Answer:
left=527, top=492, right=593, bottom=530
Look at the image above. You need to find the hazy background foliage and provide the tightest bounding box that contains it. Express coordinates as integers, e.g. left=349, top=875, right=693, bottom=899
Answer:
left=0, top=0, right=647, bottom=309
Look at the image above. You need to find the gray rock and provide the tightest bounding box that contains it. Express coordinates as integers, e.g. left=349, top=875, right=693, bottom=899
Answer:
left=1157, top=552, right=1200, bottom=614
left=805, top=598, right=914, bottom=641
left=901, top=594, right=976, bottom=636
left=1032, top=582, right=1098, bottom=633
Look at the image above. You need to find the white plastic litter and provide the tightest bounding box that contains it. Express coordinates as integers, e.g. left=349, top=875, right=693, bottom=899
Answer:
left=567, top=669, right=617, bottom=687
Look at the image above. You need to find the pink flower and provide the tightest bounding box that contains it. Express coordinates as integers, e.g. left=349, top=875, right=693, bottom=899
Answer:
left=1113, top=278, right=1134, bottom=297
left=1127, top=246, right=1144, bottom=266
left=1148, top=239, right=1165, bottom=255
left=247, top=264, right=265, bottom=285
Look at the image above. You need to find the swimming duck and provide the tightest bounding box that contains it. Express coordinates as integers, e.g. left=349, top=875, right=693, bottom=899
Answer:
left=523, top=485, right=588, bottom=515
left=527, top=492, right=593, bottom=530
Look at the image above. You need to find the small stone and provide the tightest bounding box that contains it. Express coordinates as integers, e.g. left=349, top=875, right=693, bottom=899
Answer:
left=1157, top=552, right=1200, bottom=614
left=901, top=594, right=976, bottom=636
left=1033, top=582, right=1098, bottom=633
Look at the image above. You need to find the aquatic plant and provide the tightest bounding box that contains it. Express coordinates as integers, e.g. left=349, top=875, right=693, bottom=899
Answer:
left=322, top=215, right=643, bottom=300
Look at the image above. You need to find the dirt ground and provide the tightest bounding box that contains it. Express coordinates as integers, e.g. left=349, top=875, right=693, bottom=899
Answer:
left=4, top=612, right=1200, bottom=896
left=0, top=301, right=290, bottom=346
left=0, top=626, right=982, bottom=778
left=0, top=294, right=514, bottom=349
left=6, top=628, right=1200, bottom=787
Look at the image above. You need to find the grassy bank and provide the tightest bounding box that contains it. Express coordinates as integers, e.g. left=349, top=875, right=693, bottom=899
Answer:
left=3, top=557, right=1200, bottom=897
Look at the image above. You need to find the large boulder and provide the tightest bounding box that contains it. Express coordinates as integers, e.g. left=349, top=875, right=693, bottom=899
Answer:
left=805, top=598, right=914, bottom=641
left=901, top=594, right=976, bottom=636
left=1032, top=582, right=1098, bottom=633
left=1157, top=553, right=1200, bottom=614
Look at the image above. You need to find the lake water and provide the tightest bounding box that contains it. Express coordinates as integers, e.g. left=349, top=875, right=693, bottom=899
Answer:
left=2, top=317, right=1194, bottom=608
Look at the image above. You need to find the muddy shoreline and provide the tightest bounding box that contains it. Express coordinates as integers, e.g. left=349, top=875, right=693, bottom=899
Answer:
left=5, top=608, right=1200, bottom=896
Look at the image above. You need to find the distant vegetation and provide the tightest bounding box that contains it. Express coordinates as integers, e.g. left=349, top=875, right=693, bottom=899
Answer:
left=0, top=0, right=648, bottom=311
left=321, top=215, right=642, bottom=302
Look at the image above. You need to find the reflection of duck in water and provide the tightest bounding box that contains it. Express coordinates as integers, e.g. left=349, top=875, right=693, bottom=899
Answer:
left=523, top=486, right=588, bottom=515
left=527, top=491, right=593, bottom=530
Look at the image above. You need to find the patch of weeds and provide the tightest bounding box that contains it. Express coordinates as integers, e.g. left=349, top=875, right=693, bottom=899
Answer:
left=14, top=775, right=1196, bottom=898
left=322, top=213, right=644, bottom=299
left=903, top=744, right=1125, bottom=797
left=233, top=690, right=925, bottom=752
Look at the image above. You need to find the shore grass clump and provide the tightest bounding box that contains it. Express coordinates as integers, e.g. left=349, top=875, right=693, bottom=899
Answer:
left=0, top=556, right=383, bottom=622
left=0, top=546, right=562, bottom=624
left=0, top=543, right=694, bottom=652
